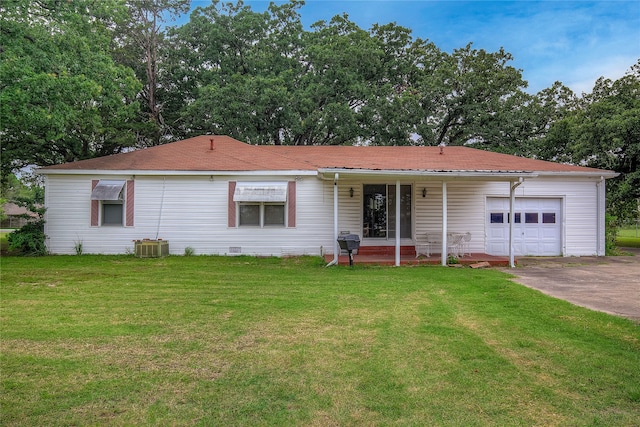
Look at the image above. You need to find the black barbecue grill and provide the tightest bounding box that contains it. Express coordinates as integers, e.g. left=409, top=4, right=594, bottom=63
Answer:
left=337, top=233, right=360, bottom=266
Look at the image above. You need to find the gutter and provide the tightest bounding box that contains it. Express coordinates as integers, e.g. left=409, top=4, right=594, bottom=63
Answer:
left=596, top=176, right=605, bottom=256
left=317, top=168, right=538, bottom=180
left=37, top=169, right=319, bottom=177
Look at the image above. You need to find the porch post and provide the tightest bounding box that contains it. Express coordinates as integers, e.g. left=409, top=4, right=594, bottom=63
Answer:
left=395, top=180, right=401, bottom=266
left=509, top=182, right=515, bottom=268
left=509, top=177, right=523, bottom=268
left=333, top=173, right=339, bottom=264
left=441, top=181, right=448, bottom=266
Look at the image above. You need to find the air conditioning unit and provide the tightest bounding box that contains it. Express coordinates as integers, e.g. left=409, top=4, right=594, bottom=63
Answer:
left=134, top=240, right=169, bottom=258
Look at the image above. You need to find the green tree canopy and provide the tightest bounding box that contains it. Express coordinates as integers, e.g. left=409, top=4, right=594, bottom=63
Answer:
left=3, top=0, right=636, bottom=226
left=0, top=0, right=141, bottom=179
left=112, top=0, right=191, bottom=147
left=543, top=60, right=640, bottom=220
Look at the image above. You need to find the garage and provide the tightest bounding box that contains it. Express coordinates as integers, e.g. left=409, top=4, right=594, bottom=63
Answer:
left=486, top=197, right=562, bottom=256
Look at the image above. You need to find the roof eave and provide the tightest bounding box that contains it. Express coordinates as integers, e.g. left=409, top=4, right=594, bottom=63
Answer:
left=535, top=171, right=619, bottom=179
left=317, top=168, right=539, bottom=181
left=37, top=168, right=319, bottom=177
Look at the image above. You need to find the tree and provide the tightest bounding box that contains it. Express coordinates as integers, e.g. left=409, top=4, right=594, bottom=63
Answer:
left=112, top=0, right=191, bottom=146
left=543, top=60, right=640, bottom=220
left=406, top=43, right=530, bottom=147
left=510, top=81, right=578, bottom=158
left=168, top=2, right=391, bottom=145
left=363, top=25, right=442, bottom=146
left=0, top=0, right=141, bottom=178
left=169, top=0, right=301, bottom=144
left=288, top=13, right=385, bottom=145
left=162, top=1, right=546, bottom=149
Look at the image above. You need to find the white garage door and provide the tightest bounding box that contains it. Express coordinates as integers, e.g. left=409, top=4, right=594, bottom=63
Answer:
left=486, top=198, right=562, bottom=256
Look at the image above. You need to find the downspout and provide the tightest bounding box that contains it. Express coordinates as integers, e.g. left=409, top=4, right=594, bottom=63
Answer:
left=325, top=173, right=340, bottom=267
left=395, top=180, right=401, bottom=266
left=155, top=176, right=166, bottom=240
left=509, top=177, right=524, bottom=268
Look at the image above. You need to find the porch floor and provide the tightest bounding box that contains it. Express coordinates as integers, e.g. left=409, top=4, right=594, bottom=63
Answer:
left=324, top=252, right=513, bottom=267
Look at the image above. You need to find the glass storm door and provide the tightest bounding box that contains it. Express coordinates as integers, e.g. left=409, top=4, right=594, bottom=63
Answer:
left=363, top=184, right=411, bottom=239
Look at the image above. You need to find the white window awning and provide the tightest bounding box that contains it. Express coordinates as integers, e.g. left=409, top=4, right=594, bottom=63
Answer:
left=91, top=180, right=125, bottom=201
left=233, top=182, right=288, bottom=202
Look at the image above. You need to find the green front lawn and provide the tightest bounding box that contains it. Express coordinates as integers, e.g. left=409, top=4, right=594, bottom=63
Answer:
left=2, top=256, right=639, bottom=426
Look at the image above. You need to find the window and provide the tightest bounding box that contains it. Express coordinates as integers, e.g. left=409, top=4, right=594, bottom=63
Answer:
left=542, top=213, right=556, bottom=224
left=102, top=201, right=123, bottom=225
left=233, top=182, right=289, bottom=227
left=91, top=180, right=133, bottom=227
left=264, top=204, right=285, bottom=226
left=239, top=204, right=260, bottom=226
left=525, top=213, right=539, bottom=223
left=490, top=213, right=504, bottom=224
left=238, top=203, right=285, bottom=227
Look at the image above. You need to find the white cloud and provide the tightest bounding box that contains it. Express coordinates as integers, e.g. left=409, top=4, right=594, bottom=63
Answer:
left=564, top=55, right=637, bottom=95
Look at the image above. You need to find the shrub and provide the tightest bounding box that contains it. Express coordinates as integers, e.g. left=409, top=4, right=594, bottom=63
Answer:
left=605, top=213, right=620, bottom=256
left=7, top=186, right=47, bottom=256
left=8, top=219, right=47, bottom=256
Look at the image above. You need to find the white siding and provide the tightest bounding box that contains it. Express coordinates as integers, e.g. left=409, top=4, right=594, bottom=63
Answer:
left=45, top=174, right=335, bottom=256
left=412, top=177, right=601, bottom=257
left=509, top=177, right=600, bottom=256
left=44, top=174, right=604, bottom=257
left=412, top=181, right=504, bottom=255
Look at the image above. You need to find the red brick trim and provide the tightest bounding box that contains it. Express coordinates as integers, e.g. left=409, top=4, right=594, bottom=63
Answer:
left=228, top=181, right=236, bottom=227
left=126, top=180, right=134, bottom=227
left=288, top=181, right=296, bottom=228
left=91, top=180, right=99, bottom=226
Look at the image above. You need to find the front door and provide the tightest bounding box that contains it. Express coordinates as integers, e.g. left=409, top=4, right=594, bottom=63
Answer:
left=363, top=184, right=412, bottom=239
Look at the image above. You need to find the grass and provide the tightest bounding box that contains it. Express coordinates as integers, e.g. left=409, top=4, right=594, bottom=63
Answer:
left=1, top=231, right=9, bottom=252
left=1, top=255, right=639, bottom=426
left=618, top=226, right=640, bottom=248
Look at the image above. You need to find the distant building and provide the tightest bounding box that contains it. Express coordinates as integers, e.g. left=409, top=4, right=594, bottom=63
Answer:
left=1, top=203, right=38, bottom=229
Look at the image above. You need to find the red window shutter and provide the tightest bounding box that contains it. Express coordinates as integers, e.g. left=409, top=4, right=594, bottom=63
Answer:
left=228, top=181, right=236, bottom=227
left=126, top=180, right=134, bottom=227
left=91, top=180, right=99, bottom=226
left=288, top=181, right=296, bottom=228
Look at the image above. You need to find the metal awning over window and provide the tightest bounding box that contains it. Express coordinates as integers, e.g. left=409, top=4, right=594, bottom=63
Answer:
left=91, top=180, right=125, bottom=201
left=233, top=182, right=288, bottom=202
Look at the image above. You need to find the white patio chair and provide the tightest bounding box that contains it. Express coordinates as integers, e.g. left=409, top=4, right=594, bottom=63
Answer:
left=460, top=232, right=472, bottom=257
left=415, top=232, right=436, bottom=258
left=447, top=233, right=464, bottom=258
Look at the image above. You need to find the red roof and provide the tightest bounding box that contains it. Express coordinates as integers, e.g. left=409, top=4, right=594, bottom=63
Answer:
left=40, top=135, right=614, bottom=175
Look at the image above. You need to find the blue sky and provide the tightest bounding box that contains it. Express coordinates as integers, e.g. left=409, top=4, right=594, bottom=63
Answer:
left=185, top=0, right=640, bottom=94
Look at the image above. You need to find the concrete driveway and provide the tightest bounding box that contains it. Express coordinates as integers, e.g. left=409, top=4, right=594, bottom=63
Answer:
left=507, top=247, right=640, bottom=321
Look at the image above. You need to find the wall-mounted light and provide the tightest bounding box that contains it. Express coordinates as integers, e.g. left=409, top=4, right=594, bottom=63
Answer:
left=422, top=188, right=427, bottom=198
left=349, top=187, right=354, bottom=198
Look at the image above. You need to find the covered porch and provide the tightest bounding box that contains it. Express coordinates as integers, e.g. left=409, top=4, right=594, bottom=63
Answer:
left=321, top=169, right=537, bottom=268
